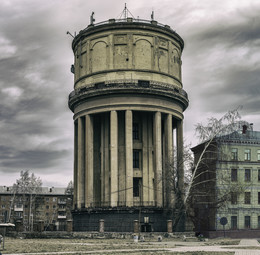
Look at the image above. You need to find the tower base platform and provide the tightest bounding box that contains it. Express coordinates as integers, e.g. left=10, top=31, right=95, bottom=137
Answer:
left=72, top=207, right=175, bottom=232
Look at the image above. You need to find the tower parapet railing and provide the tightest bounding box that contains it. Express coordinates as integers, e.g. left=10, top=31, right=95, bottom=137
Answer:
left=81, top=18, right=176, bottom=33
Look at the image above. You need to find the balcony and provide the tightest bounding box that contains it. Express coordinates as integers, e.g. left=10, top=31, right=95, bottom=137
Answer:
left=68, top=79, right=189, bottom=112
left=58, top=200, right=66, bottom=204
left=14, top=205, right=23, bottom=212
left=58, top=215, right=67, bottom=219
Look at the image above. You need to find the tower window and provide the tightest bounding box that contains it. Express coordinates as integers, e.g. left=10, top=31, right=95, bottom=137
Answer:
left=133, top=150, right=140, bottom=168
left=133, top=178, right=141, bottom=197
left=133, top=123, right=139, bottom=140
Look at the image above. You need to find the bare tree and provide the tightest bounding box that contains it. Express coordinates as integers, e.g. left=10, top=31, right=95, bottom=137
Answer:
left=65, top=181, right=74, bottom=196
left=168, top=108, right=250, bottom=231
left=165, top=144, right=194, bottom=230
left=13, top=170, right=42, bottom=231
left=186, top=108, right=250, bottom=230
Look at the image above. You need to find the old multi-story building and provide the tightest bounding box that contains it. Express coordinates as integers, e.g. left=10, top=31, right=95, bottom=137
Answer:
left=68, top=13, right=189, bottom=232
left=0, top=186, right=72, bottom=231
left=191, top=126, right=260, bottom=237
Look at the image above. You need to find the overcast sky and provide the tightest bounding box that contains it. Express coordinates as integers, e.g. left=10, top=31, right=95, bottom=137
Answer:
left=0, top=0, right=259, bottom=187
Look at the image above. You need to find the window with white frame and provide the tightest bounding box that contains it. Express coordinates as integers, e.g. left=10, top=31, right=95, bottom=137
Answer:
left=231, top=148, right=238, bottom=160
left=244, top=149, right=251, bottom=161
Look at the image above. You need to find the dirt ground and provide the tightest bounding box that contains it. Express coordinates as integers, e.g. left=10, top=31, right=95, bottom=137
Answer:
left=0, top=237, right=242, bottom=254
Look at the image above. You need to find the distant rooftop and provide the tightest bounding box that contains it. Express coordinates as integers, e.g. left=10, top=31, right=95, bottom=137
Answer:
left=0, top=186, right=67, bottom=195
left=217, top=130, right=260, bottom=143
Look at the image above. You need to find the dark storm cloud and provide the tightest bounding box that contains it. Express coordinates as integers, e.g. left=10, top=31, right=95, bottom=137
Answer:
left=181, top=3, right=260, bottom=117
left=0, top=1, right=74, bottom=185
left=0, top=146, right=70, bottom=170
left=1, top=0, right=260, bottom=185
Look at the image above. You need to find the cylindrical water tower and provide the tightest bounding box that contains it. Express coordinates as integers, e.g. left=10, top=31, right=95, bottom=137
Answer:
left=68, top=16, right=188, bottom=232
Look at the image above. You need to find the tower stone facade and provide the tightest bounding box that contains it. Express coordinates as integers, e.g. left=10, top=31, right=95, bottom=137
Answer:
left=68, top=17, right=188, bottom=232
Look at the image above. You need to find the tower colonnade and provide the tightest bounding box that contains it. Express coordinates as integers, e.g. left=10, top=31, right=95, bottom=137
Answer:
left=73, top=108, right=184, bottom=210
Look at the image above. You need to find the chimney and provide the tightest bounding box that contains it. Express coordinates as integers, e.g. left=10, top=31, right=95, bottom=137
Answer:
left=242, top=125, right=247, bottom=134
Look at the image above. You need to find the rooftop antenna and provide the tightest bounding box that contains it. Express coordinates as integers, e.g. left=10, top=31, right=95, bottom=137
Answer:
left=117, top=3, right=135, bottom=19
left=123, top=3, right=127, bottom=19
left=66, top=31, right=75, bottom=38
left=90, top=12, right=95, bottom=25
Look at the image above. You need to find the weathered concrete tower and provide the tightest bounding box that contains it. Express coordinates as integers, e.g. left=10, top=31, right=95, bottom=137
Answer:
left=68, top=15, right=188, bottom=232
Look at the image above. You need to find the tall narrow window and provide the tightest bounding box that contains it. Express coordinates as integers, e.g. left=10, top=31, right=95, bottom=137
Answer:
left=231, top=216, right=237, bottom=230
left=245, top=169, right=251, bottom=182
left=231, top=148, right=238, bottom=160
left=133, top=123, right=139, bottom=140
left=258, top=170, right=260, bottom=182
left=258, top=192, right=260, bottom=204
left=133, top=178, right=141, bottom=197
left=244, top=149, right=251, bottom=161
left=231, top=192, right=237, bottom=204
left=258, top=150, right=260, bottom=161
left=133, top=150, right=140, bottom=168
left=245, top=192, right=251, bottom=204
left=231, top=169, right=237, bottom=182
left=245, top=216, right=251, bottom=228
left=258, top=216, right=260, bottom=229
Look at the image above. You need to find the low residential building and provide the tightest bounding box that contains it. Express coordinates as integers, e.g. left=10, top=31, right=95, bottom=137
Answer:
left=0, top=186, right=72, bottom=231
left=191, top=126, right=260, bottom=237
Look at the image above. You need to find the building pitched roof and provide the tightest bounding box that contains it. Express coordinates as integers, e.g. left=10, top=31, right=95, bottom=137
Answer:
left=0, top=186, right=67, bottom=195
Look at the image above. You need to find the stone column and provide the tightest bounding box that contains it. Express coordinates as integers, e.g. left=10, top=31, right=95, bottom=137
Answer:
left=148, top=114, right=154, bottom=204
left=66, top=220, right=73, bottom=232
left=101, top=114, right=110, bottom=206
left=38, top=220, right=44, bottom=232
left=142, top=114, right=149, bottom=205
left=134, top=220, right=139, bottom=234
left=73, top=121, right=78, bottom=209
left=77, top=117, right=85, bottom=208
left=166, top=114, right=173, bottom=207
left=154, top=112, right=163, bottom=207
left=177, top=119, right=184, bottom=200
left=110, top=110, right=118, bottom=207
left=167, top=220, right=173, bottom=233
left=125, top=110, right=133, bottom=206
left=85, top=114, right=94, bottom=207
